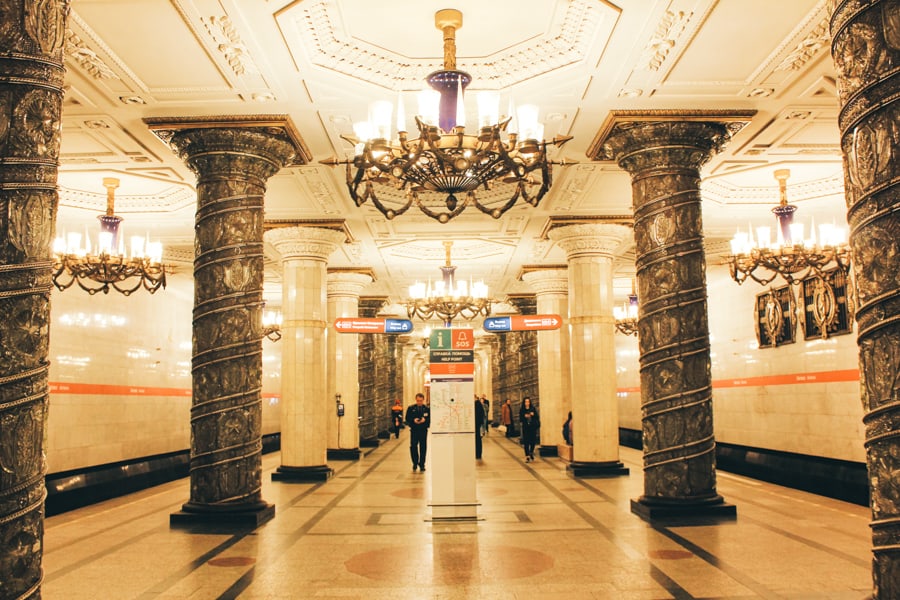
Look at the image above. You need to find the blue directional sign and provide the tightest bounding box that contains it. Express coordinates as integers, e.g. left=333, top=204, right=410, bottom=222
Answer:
left=384, top=318, right=413, bottom=333
left=483, top=316, right=512, bottom=331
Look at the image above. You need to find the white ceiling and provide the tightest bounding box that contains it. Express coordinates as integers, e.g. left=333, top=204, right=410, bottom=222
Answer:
left=58, top=0, right=845, bottom=312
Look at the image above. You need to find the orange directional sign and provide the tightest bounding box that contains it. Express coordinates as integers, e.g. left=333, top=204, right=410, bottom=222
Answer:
left=483, top=314, right=562, bottom=332
left=333, top=318, right=413, bottom=334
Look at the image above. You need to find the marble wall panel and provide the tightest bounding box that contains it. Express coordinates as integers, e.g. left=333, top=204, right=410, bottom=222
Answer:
left=617, top=261, right=863, bottom=463
left=46, top=272, right=281, bottom=473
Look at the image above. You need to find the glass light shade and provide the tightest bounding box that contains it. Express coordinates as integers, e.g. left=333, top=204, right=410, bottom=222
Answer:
left=353, top=121, right=374, bottom=143
left=789, top=223, right=805, bottom=246
left=517, top=104, right=541, bottom=140
left=756, top=226, right=771, bottom=249
left=369, top=101, right=393, bottom=140
left=476, top=91, right=500, bottom=128
left=97, top=231, right=114, bottom=254
left=147, top=241, right=163, bottom=263
left=130, top=235, right=145, bottom=258
left=417, top=90, right=440, bottom=126
left=409, top=282, right=426, bottom=299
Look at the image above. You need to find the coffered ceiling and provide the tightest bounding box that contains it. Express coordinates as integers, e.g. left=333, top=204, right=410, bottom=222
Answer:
left=57, top=0, right=846, bottom=313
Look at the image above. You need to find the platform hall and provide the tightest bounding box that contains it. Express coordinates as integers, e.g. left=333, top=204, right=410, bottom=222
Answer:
left=0, top=0, right=898, bottom=599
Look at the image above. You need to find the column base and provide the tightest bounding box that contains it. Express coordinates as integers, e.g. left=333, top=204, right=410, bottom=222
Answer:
left=567, top=460, right=629, bottom=478
left=170, top=500, right=274, bottom=529
left=271, top=465, right=333, bottom=482
left=558, top=444, right=573, bottom=463
left=327, top=448, right=361, bottom=461
left=360, top=438, right=380, bottom=448
left=538, top=444, right=559, bottom=457
left=630, top=495, right=737, bottom=523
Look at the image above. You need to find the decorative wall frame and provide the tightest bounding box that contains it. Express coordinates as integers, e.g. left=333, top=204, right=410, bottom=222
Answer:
left=801, top=268, right=852, bottom=340
left=756, top=285, right=796, bottom=348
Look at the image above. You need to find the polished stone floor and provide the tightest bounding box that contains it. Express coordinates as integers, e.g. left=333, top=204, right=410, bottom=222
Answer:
left=43, top=433, right=872, bottom=599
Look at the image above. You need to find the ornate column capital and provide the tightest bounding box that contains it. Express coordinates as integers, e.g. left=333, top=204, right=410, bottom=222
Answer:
left=327, top=271, right=373, bottom=297
left=548, top=223, right=630, bottom=260
left=587, top=110, right=755, bottom=174
left=144, top=115, right=311, bottom=171
left=265, top=226, right=345, bottom=262
left=521, top=268, right=569, bottom=295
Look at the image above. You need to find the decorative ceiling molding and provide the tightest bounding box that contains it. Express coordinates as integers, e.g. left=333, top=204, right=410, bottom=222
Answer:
left=281, top=0, right=606, bottom=90
left=701, top=172, right=845, bottom=204
left=636, top=9, right=692, bottom=72
left=58, top=184, right=196, bottom=212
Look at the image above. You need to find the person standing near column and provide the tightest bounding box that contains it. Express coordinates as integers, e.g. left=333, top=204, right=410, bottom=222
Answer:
left=501, top=398, right=514, bottom=437
left=474, top=396, right=485, bottom=460
left=406, top=393, right=430, bottom=471
left=391, top=398, right=404, bottom=439
left=520, top=397, right=540, bottom=462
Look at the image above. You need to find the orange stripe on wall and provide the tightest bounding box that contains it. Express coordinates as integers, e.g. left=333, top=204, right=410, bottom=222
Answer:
left=617, top=369, right=860, bottom=394
left=50, top=382, right=283, bottom=400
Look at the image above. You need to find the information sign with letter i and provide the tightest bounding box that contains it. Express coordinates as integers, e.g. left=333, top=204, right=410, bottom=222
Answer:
left=427, top=328, right=479, bottom=521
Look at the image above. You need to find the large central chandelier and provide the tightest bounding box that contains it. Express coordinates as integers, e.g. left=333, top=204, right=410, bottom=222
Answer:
left=724, top=169, right=851, bottom=286
left=52, top=177, right=167, bottom=296
left=406, top=241, right=492, bottom=324
left=321, top=9, right=572, bottom=223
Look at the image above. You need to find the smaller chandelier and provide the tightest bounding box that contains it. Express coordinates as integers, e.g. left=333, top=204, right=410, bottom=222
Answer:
left=724, top=169, right=851, bottom=286
left=262, top=309, right=282, bottom=342
left=614, top=286, right=638, bottom=336
left=52, top=177, right=166, bottom=296
left=321, top=9, right=572, bottom=223
left=406, top=241, right=492, bottom=323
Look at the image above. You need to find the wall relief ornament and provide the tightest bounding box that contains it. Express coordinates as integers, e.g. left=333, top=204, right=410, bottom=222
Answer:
left=8, top=191, right=53, bottom=259
left=849, top=118, right=892, bottom=188
left=755, top=286, right=795, bottom=348
left=11, top=89, right=60, bottom=158
left=884, top=2, right=900, bottom=49
left=24, top=0, right=67, bottom=55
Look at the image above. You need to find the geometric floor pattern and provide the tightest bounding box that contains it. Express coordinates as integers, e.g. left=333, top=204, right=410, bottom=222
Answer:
left=43, top=434, right=872, bottom=599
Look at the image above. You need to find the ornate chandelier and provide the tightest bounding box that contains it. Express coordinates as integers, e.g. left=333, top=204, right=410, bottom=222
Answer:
left=52, top=177, right=167, bottom=296
left=321, top=9, right=572, bottom=223
left=262, top=309, right=282, bottom=342
left=406, top=241, right=492, bottom=324
left=724, top=169, right=851, bottom=286
left=614, top=286, right=638, bottom=336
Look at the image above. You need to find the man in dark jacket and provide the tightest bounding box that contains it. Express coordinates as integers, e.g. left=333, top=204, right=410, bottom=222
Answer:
left=405, top=393, right=430, bottom=471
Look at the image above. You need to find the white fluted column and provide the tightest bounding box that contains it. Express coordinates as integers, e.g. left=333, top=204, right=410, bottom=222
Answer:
left=326, top=271, right=372, bottom=459
left=266, top=226, right=344, bottom=482
left=549, top=223, right=630, bottom=477
left=521, top=268, right=570, bottom=455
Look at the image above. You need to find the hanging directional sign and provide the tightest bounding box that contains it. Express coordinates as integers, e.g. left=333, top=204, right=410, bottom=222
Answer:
left=482, top=314, right=563, bottom=332
left=333, top=318, right=413, bottom=334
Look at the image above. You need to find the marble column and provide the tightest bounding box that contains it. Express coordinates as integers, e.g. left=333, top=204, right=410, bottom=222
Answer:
left=266, top=226, right=345, bottom=482
left=522, top=267, right=571, bottom=456
left=326, top=270, right=372, bottom=460
left=830, top=2, right=900, bottom=596
left=0, top=2, right=68, bottom=597
left=145, top=116, right=308, bottom=527
left=549, top=225, right=629, bottom=477
left=590, top=110, right=753, bottom=520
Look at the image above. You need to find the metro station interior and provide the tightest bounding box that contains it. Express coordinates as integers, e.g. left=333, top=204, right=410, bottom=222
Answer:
left=1, top=0, right=898, bottom=598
